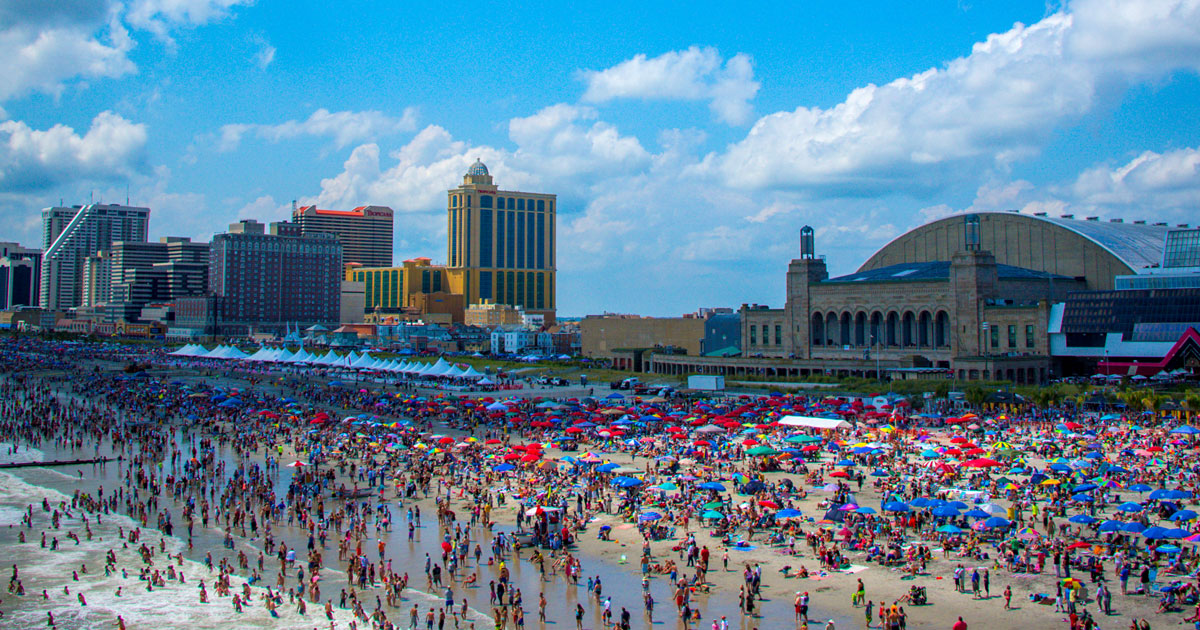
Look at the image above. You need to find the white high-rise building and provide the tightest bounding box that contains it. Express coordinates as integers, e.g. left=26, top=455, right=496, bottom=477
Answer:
left=40, top=204, right=150, bottom=311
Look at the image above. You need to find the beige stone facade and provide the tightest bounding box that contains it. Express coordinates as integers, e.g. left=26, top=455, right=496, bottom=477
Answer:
left=581, top=316, right=705, bottom=360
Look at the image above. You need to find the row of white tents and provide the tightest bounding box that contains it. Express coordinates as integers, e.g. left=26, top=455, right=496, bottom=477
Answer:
left=168, top=345, right=487, bottom=379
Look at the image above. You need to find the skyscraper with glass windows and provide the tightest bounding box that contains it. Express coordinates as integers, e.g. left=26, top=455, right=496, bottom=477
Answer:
left=447, top=159, right=556, bottom=324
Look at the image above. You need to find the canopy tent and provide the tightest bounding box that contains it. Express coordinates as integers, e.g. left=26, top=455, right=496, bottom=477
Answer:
left=778, top=415, right=852, bottom=430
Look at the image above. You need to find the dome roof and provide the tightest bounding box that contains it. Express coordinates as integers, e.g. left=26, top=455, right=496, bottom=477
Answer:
left=467, top=158, right=489, bottom=177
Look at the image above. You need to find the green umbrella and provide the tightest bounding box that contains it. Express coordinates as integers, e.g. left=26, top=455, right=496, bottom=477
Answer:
left=703, top=501, right=724, bottom=510
left=747, top=445, right=780, bottom=456
left=702, top=510, right=725, bottom=519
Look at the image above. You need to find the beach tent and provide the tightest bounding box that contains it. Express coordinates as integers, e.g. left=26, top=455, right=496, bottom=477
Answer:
left=778, top=415, right=852, bottom=430
left=351, top=353, right=379, bottom=369
left=460, top=366, right=486, bottom=379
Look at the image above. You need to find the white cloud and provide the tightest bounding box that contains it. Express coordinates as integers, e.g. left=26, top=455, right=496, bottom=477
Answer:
left=508, top=104, right=651, bottom=179
left=0, top=14, right=135, bottom=100
left=218, top=107, right=420, bottom=151
left=579, top=47, right=760, bottom=125
left=0, top=110, right=147, bottom=190
left=1067, top=147, right=1200, bottom=217
left=712, top=0, right=1200, bottom=194
left=126, top=0, right=252, bottom=43
left=253, top=41, right=274, bottom=70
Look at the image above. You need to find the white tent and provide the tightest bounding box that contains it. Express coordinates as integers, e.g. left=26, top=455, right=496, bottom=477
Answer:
left=460, top=366, right=486, bottom=379
left=442, top=365, right=465, bottom=378
left=223, top=346, right=250, bottom=360
left=351, top=353, right=379, bottom=369
left=289, top=349, right=316, bottom=363
left=201, top=345, right=229, bottom=359
left=778, top=415, right=852, bottom=430
left=244, top=347, right=275, bottom=362
left=316, top=350, right=341, bottom=365
left=273, top=349, right=297, bottom=363
left=169, top=344, right=203, bottom=356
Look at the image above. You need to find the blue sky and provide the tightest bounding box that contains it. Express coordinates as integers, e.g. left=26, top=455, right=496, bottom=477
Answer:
left=3, top=0, right=1200, bottom=316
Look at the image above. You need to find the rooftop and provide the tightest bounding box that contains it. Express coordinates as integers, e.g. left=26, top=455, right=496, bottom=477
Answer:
left=826, top=260, right=1074, bottom=284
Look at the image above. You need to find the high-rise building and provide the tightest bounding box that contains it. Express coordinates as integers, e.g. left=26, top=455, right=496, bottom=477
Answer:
left=292, top=205, right=393, bottom=267
left=40, top=204, right=150, bottom=311
left=209, top=220, right=342, bottom=331
left=0, top=242, right=42, bottom=309
left=447, top=159, right=556, bottom=323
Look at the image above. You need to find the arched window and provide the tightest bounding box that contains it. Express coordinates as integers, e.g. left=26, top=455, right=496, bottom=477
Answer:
left=935, top=311, right=950, bottom=347
left=918, top=311, right=932, bottom=347
left=839, top=312, right=852, bottom=347
left=902, top=312, right=916, bottom=347
left=854, top=312, right=867, bottom=346
left=886, top=312, right=899, bottom=346
left=811, top=313, right=825, bottom=346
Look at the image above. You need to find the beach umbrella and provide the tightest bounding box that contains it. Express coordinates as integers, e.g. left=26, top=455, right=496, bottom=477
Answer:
left=982, top=516, right=1012, bottom=529
left=1127, top=484, right=1152, bottom=493
left=747, top=445, right=780, bottom=456
left=611, top=476, right=642, bottom=488
left=1068, top=514, right=1096, bottom=524
left=1156, top=545, right=1182, bottom=553
left=1170, top=509, right=1198, bottom=522
left=777, top=508, right=804, bottom=519
left=963, top=458, right=1002, bottom=468
left=1142, top=526, right=1170, bottom=540
left=698, top=481, right=727, bottom=492
left=1117, top=502, right=1145, bottom=512
left=964, top=508, right=990, bottom=519
left=702, top=510, right=725, bottom=520
left=1098, top=520, right=1125, bottom=533
left=883, top=501, right=911, bottom=513
left=937, top=524, right=963, bottom=534
left=639, top=512, right=662, bottom=522
left=932, top=506, right=962, bottom=518
left=855, top=506, right=878, bottom=515
left=1121, top=522, right=1146, bottom=534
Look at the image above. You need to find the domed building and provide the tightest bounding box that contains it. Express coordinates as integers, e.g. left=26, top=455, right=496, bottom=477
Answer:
left=447, top=159, right=558, bottom=324
left=652, top=212, right=1189, bottom=383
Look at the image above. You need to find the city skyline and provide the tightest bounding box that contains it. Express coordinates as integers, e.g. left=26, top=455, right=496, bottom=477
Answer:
left=3, top=1, right=1200, bottom=316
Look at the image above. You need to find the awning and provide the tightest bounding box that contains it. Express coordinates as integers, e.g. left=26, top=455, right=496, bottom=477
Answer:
left=777, top=415, right=852, bottom=430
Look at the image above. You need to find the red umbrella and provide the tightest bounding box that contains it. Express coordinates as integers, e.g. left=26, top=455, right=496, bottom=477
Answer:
left=962, top=458, right=1001, bottom=468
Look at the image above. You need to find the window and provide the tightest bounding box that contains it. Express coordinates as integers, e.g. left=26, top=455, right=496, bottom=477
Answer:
left=1025, top=324, right=1035, bottom=348
left=1007, top=324, right=1017, bottom=348
left=537, top=199, right=545, bottom=211
left=480, top=195, right=493, bottom=209
left=537, top=214, right=545, bottom=270
left=479, top=209, right=492, bottom=267
left=775, top=325, right=782, bottom=346
left=506, top=213, right=515, bottom=268
left=517, top=198, right=525, bottom=211
left=990, top=326, right=999, bottom=349
left=536, top=273, right=544, bottom=309
left=517, top=212, right=525, bottom=268
left=450, top=209, right=458, bottom=266
left=750, top=325, right=756, bottom=345
left=507, top=197, right=515, bottom=210
left=495, top=211, right=504, bottom=268
left=451, top=195, right=458, bottom=208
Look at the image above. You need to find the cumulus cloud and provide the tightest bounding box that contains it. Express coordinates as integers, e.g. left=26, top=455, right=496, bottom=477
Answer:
left=508, top=104, right=651, bottom=178
left=0, top=7, right=135, bottom=100
left=218, top=108, right=420, bottom=151
left=579, top=47, right=760, bottom=125
left=711, top=0, right=1200, bottom=194
left=0, top=110, right=148, bottom=191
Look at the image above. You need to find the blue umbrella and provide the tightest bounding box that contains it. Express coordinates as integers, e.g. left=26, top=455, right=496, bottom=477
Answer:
left=1127, top=484, right=1152, bottom=493
left=1170, top=425, right=1200, bottom=435
left=983, top=516, right=1012, bottom=529
left=611, top=476, right=642, bottom=488
left=836, top=459, right=856, bottom=466
left=946, top=501, right=968, bottom=510
left=639, top=512, right=662, bottom=522
left=870, top=469, right=890, bottom=477
left=1170, top=509, right=1198, bottom=522
left=1141, top=526, right=1170, bottom=540
left=910, top=497, right=934, bottom=508
left=1166, top=489, right=1192, bottom=500
left=883, top=501, right=911, bottom=513
left=494, top=463, right=516, bottom=472
left=596, top=463, right=621, bottom=473
left=936, top=524, right=963, bottom=534
left=1156, top=545, right=1182, bottom=553
left=1121, top=522, right=1146, bottom=534
left=1074, top=483, right=1098, bottom=493
left=1149, top=489, right=1174, bottom=501
left=1071, top=493, right=1094, bottom=503
left=932, top=506, right=962, bottom=518
left=1117, top=502, right=1144, bottom=512
left=854, top=506, right=877, bottom=515
left=1049, top=463, right=1072, bottom=472
left=1068, top=514, right=1096, bottom=524
left=701, top=510, right=724, bottom=519
left=964, top=508, right=990, bottom=519
left=1098, top=520, right=1125, bottom=533
left=697, top=482, right=727, bottom=492
left=777, top=509, right=804, bottom=519
left=1165, top=528, right=1189, bottom=539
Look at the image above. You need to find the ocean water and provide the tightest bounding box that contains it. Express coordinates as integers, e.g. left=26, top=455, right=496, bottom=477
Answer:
left=0, top=470, right=490, bottom=629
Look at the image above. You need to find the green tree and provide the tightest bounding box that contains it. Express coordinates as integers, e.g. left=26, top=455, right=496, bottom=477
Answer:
left=965, top=385, right=988, bottom=410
